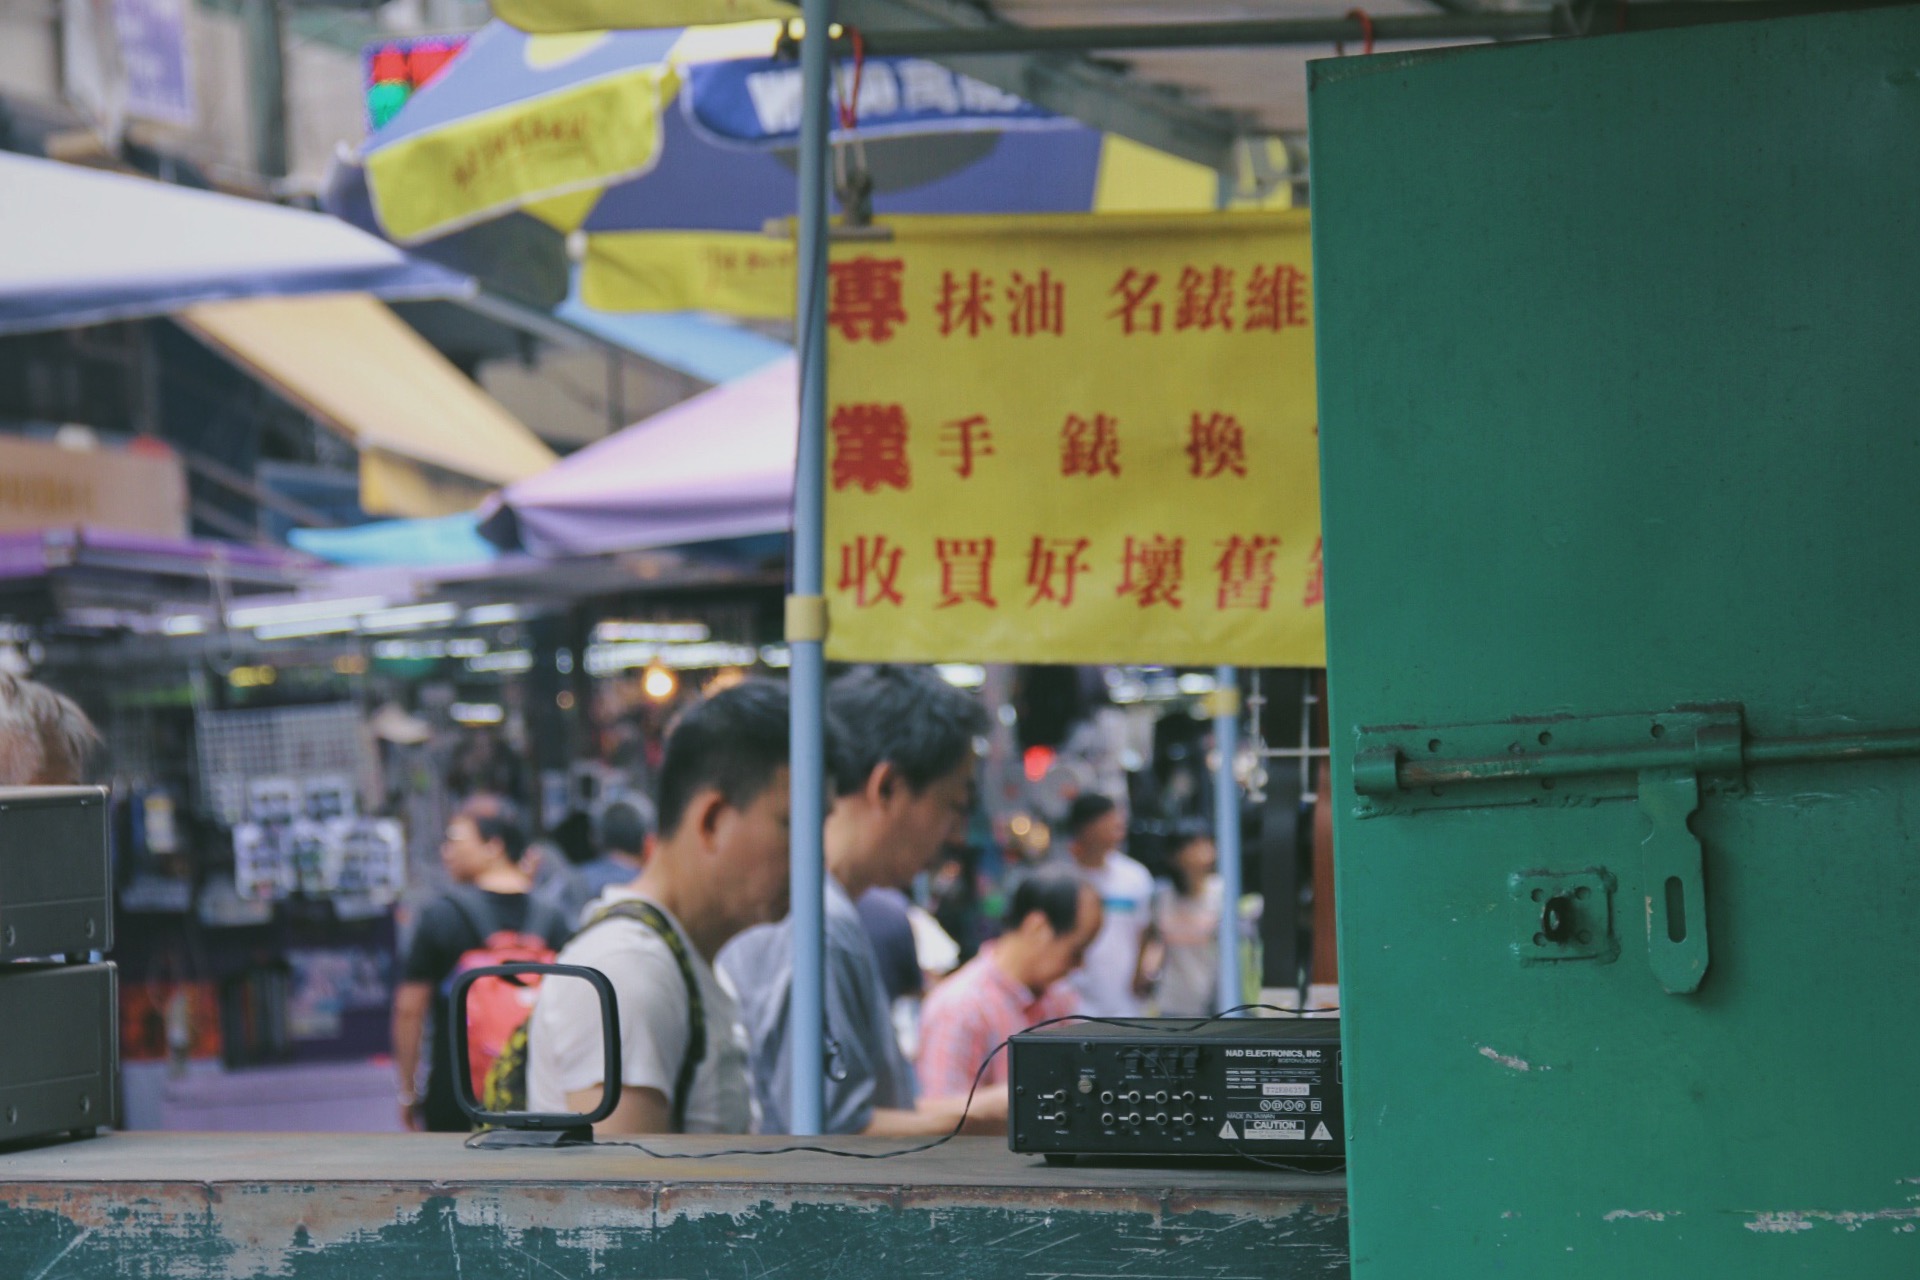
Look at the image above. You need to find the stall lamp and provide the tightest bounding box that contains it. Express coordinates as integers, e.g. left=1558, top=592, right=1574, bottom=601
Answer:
left=228, top=595, right=388, bottom=629
left=162, top=614, right=208, bottom=636
left=253, top=618, right=357, bottom=641
left=642, top=664, right=678, bottom=701
left=450, top=702, right=505, bottom=725
left=358, top=603, right=461, bottom=634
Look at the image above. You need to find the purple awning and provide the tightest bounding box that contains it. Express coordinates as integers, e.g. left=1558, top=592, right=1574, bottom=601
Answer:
left=478, top=357, right=796, bottom=558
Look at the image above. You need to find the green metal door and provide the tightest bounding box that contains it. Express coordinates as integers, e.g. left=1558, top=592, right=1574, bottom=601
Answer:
left=1310, top=8, right=1920, bottom=1274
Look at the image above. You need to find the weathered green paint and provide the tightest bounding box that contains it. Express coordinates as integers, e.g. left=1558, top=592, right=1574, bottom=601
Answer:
left=1310, top=6, right=1920, bottom=1274
left=0, top=1134, right=1347, bottom=1278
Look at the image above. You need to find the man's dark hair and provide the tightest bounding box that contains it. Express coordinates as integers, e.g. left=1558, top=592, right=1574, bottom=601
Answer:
left=599, top=796, right=655, bottom=855
left=1063, top=792, right=1118, bottom=838
left=460, top=794, right=530, bottom=865
left=1002, top=868, right=1085, bottom=935
left=656, top=681, right=791, bottom=836
left=828, top=665, right=988, bottom=797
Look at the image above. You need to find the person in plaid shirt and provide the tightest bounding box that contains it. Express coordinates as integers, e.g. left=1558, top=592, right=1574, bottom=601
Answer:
left=916, top=870, right=1104, bottom=1101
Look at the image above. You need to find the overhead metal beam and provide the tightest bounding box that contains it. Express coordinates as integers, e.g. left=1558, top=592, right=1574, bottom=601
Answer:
left=847, top=1, right=1916, bottom=57
left=854, top=9, right=1553, bottom=57
left=836, top=0, right=1243, bottom=171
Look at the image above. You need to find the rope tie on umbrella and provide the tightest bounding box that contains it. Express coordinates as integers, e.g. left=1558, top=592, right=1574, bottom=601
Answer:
left=832, top=27, right=874, bottom=226
left=1335, top=8, right=1375, bottom=56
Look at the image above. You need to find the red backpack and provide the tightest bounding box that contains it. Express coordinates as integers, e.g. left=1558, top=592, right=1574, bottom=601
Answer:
left=442, top=888, right=565, bottom=1099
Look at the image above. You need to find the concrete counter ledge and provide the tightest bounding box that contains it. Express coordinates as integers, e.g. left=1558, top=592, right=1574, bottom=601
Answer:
left=0, top=1133, right=1349, bottom=1277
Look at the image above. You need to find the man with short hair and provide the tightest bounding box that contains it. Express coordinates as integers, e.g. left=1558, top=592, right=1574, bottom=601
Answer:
left=916, top=870, right=1101, bottom=1099
left=526, top=682, right=795, bottom=1134
left=393, top=794, right=569, bottom=1132
left=577, top=797, right=654, bottom=898
left=1060, top=793, right=1156, bottom=1018
left=0, top=672, right=98, bottom=785
left=721, top=664, right=1003, bottom=1136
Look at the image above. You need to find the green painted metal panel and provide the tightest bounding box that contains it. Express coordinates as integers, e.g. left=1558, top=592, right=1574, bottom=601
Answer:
left=0, top=1133, right=1349, bottom=1277
left=1310, top=7, right=1920, bottom=1274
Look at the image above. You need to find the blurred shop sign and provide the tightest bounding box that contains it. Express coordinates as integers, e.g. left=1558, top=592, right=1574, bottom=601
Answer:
left=0, top=434, right=187, bottom=539
left=62, top=0, right=196, bottom=136
left=825, top=212, right=1322, bottom=667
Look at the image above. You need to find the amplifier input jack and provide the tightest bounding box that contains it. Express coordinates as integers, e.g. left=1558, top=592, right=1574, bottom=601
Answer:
left=1101, top=1112, right=1115, bottom=1127
left=1100, top=1091, right=1114, bottom=1105
left=1152, top=1112, right=1168, bottom=1126
left=1127, top=1112, right=1142, bottom=1127
left=1180, top=1112, right=1196, bottom=1127
left=1152, top=1091, right=1168, bottom=1104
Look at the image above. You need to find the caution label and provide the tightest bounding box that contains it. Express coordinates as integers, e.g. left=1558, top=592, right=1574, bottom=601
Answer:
left=1219, top=1120, right=1239, bottom=1140
left=1241, top=1117, right=1306, bottom=1141
left=1311, top=1121, right=1333, bottom=1142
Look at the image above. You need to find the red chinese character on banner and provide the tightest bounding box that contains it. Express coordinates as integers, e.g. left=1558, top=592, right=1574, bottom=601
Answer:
left=1245, top=263, right=1310, bottom=332
left=1302, top=536, right=1324, bottom=608
left=935, top=269, right=994, bottom=337
left=1026, top=536, right=1091, bottom=606
left=1061, top=413, right=1122, bottom=477
left=1109, top=268, right=1163, bottom=335
left=829, top=256, right=908, bottom=342
left=839, top=536, right=905, bottom=606
left=1175, top=265, right=1235, bottom=331
left=1118, top=535, right=1185, bottom=608
left=1007, top=269, right=1065, bottom=336
left=935, top=538, right=998, bottom=608
left=830, top=403, right=911, bottom=492
left=938, top=415, right=994, bottom=479
left=1186, top=412, right=1248, bottom=478
left=1214, top=535, right=1281, bottom=609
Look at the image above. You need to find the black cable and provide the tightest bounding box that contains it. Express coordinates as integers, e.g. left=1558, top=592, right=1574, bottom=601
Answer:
left=467, top=1003, right=1340, bottom=1163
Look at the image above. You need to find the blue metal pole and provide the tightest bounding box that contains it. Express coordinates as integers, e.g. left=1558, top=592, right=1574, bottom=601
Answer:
left=787, top=0, right=833, bottom=1137
left=1213, top=665, right=1243, bottom=1014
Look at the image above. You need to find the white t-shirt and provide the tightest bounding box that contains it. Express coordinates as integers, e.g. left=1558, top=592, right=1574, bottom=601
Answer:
left=1068, top=851, right=1157, bottom=1018
left=526, top=889, right=752, bottom=1133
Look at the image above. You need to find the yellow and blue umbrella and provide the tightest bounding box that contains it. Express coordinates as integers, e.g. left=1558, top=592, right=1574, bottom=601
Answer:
left=344, top=21, right=1283, bottom=318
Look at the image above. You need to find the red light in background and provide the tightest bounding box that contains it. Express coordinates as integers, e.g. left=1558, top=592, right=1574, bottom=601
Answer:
left=1022, top=746, right=1055, bottom=783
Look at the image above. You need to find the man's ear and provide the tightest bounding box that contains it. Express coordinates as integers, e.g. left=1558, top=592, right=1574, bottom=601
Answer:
left=867, top=761, right=901, bottom=806
left=688, top=787, right=729, bottom=851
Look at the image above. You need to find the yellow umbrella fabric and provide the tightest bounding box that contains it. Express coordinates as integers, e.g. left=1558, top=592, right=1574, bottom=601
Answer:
left=494, top=0, right=791, bottom=34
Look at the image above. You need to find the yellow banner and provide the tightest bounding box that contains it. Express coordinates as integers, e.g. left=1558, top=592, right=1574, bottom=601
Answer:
left=825, top=212, right=1323, bottom=666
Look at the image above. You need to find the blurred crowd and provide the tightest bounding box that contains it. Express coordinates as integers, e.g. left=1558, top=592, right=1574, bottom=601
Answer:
left=393, top=666, right=1229, bottom=1138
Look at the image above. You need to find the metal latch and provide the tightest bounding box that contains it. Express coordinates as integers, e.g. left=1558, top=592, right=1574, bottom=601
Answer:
left=1352, top=704, right=1920, bottom=997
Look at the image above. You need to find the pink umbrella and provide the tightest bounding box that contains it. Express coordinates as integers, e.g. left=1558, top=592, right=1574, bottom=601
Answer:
left=478, top=357, right=796, bottom=557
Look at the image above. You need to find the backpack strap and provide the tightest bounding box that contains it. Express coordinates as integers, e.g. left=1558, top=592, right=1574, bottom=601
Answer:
left=578, top=898, right=706, bottom=1132
left=444, top=884, right=503, bottom=950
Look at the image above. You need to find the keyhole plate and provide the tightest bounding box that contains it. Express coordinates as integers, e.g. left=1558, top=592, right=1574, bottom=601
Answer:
left=1510, top=868, right=1619, bottom=966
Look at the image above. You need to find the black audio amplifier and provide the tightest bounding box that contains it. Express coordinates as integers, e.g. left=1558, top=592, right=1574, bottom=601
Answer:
left=0, top=962, right=117, bottom=1146
left=1008, top=1018, right=1342, bottom=1160
left=0, top=786, right=111, bottom=960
